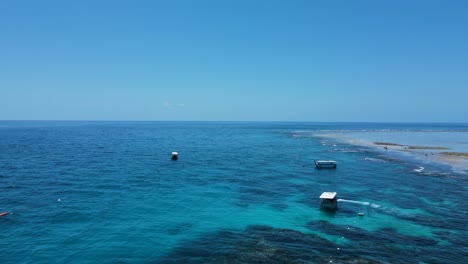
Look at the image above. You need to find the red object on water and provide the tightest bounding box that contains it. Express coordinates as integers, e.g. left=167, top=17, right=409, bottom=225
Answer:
left=0, top=212, right=8, bottom=217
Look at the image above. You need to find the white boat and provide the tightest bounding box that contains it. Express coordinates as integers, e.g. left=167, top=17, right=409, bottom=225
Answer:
left=315, top=160, right=337, bottom=169
left=319, top=192, right=338, bottom=209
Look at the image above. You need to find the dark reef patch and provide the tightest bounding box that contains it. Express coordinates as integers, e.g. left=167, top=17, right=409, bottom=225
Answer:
left=303, top=220, right=463, bottom=263
left=158, top=225, right=383, bottom=263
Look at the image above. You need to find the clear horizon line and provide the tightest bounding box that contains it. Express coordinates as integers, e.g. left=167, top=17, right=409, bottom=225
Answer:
left=1, top=119, right=468, bottom=124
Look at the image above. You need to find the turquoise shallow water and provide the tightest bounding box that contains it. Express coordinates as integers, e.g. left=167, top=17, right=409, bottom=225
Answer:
left=0, top=121, right=467, bottom=263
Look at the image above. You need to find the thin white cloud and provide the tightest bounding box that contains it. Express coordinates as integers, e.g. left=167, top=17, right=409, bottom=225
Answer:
left=163, top=102, right=185, bottom=109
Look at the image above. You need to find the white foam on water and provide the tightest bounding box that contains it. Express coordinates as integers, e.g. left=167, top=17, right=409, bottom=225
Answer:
left=337, top=199, right=382, bottom=209
left=337, top=199, right=369, bottom=206
left=414, top=166, right=425, bottom=172
left=364, top=157, right=386, bottom=162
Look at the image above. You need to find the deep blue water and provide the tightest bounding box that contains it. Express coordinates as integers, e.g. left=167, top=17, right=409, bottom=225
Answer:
left=0, top=121, right=467, bottom=263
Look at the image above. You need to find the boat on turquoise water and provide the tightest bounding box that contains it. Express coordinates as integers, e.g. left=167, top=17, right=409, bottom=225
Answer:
left=0, top=212, right=8, bottom=217
left=319, top=192, right=337, bottom=209
left=315, top=160, right=337, bottom=169
left=171, top=152, right=179, bottom=160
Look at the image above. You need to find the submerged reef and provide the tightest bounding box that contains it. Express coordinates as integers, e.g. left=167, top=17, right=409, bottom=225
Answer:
left=158, top=222, right=465, bottom=263
left=373, top=142, right=404, bottom=146
left=158, top=225, right=383, bottom=263
left=373, top=142, right=449, bottom=150
left=440, top=152, right=468, bottom=157
left=304, top=220, right=466, bottom=263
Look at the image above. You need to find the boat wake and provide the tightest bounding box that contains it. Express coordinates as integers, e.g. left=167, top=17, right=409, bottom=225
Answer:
left=337, top=199, right=381, bottom=208
left=414, top=166, right=425, bottom=172
left=337, top=199, right=422, bottom=218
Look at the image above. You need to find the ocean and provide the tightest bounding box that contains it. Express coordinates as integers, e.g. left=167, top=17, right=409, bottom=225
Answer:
left=0, top=121, right=467, bottom=263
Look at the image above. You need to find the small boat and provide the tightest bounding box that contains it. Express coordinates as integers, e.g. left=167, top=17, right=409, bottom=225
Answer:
left=0, top=212, right=8, bottom=217
left=319, top=192, right=338, bottom=209
left=315, top=160, right=337, bottom=169
left=171, top=152, right=179, bottom=161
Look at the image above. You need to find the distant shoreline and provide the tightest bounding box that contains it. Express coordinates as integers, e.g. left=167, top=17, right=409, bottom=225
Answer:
left=370, top=141, right=468, bottom=171
left=315, top=132, right=468, bottom=173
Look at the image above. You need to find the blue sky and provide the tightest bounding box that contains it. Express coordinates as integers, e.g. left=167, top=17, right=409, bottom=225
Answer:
left=1, top=0, right=467, bottom=122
